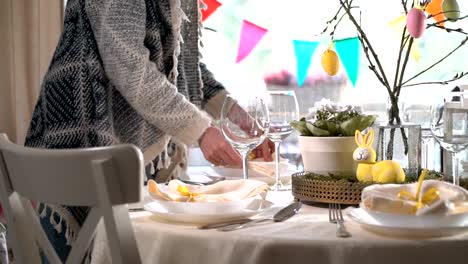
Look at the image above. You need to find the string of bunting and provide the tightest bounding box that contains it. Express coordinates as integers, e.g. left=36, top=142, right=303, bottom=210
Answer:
left=201, top=0, right=462, bottom=88
left=201, top=0, right=361, bottom=87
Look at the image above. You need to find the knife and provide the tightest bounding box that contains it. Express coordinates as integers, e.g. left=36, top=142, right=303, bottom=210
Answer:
left=217, top=201, right=302, bottom=231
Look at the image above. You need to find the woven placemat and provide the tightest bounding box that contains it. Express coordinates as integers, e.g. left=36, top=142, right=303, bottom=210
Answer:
left=291, top=172, right=371, bottom=205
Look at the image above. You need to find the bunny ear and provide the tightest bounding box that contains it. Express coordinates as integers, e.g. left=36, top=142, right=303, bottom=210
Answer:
left=355, top=130, right=364, bottom=147
left=364, top=128, right=374, bottom=147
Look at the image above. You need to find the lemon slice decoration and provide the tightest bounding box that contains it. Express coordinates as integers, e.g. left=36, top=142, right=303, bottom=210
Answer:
left=397, top=169, right=440, bottom=213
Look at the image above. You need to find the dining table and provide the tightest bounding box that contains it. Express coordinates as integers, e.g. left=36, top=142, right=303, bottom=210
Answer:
left=91, top=167, right=468, bottom=264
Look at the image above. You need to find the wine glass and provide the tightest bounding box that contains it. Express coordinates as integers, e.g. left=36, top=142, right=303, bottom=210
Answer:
left=430, top=91, right=468, bottom=185
left=220, top=94, right=270, bottom=180
left=266, top=90, right=299, bottom=191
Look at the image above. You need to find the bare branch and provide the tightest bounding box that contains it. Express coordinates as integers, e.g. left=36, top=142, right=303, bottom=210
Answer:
left=393, top=27, right=408, bottom=93
left=397, top=37, right=414, bottom=96
left=402, top=72, right=468, bottom=87
left=339, top=0, right=392, bottom=92
left=428, top=25, right=467, bottom=35
left=320, top=6, right=344, bottom=35
left=401, top=0, right=408, bottom=14
left=402, top=36, right=468, bottom=85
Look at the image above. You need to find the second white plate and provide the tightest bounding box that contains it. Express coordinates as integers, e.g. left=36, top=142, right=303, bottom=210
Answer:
left=348, top=207, right=468, bottom=238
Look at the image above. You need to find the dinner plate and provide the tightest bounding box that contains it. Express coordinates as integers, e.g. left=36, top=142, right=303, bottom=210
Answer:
left=144, top=198, right=273, bottom=224
left=348, top=207, right=468, bottom=238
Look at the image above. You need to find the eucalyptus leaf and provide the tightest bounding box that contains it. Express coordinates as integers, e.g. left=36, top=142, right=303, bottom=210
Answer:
left=306, top=122, right=330, bottom=136
left=340, top=115, right=377, bottom=136
left=290, top=120, right=312, bottom=136
left=291, top=101, right=376, bottom=137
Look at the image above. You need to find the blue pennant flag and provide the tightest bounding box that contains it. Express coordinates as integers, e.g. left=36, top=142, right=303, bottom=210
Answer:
left=293, top=40, right=319, bottom=87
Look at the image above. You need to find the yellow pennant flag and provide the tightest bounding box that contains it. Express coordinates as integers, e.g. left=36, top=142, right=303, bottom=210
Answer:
left=389, top=14, right=421, bottom=62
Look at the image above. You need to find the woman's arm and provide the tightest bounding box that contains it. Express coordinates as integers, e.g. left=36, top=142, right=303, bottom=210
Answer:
left=199, top=63, right=231, bottom=120
left=85, top=0, right=210, bottom=145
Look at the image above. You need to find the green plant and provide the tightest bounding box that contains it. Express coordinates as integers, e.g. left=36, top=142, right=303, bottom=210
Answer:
left=290, top=99, right=377, bottom=137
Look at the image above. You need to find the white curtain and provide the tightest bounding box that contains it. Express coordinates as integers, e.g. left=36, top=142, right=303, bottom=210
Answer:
left=0, top=0, right=63, bottom=144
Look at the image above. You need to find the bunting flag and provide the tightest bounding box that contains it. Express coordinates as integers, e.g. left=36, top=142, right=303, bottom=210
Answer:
left=426, top=0, right=445, bottom=26
left=389, top=14, right=421, bottom=61
left=335, top=37, right=360, bottom=86
left=201, top=0, right=222, bottom=22
left=235, top=20, right=268, bottom=63
left=292, top=40, right=319, bottom=87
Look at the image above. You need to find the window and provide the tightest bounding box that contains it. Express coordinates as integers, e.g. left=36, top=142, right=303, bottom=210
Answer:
left=201, top=0, right=468, bottom=114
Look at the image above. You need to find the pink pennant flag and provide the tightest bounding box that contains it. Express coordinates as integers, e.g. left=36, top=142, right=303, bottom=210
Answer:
left=235, top=20, right=268, bottom=63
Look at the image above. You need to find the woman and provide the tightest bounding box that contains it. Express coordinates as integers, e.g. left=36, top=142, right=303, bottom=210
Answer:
left=25, top=0, right=273, bottom=261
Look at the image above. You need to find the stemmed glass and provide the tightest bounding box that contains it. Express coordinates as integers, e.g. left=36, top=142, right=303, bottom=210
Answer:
left=430, top=91, right=468, bottom=185
left=220, top=94, right=270, bottom=180
left=266, top=90, right=299, bottom=191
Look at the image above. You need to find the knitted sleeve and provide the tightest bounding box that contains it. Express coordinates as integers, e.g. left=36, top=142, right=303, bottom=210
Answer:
left=199, top=62, right=230, bottom=119
left=85, top=0, right=211, bottom=145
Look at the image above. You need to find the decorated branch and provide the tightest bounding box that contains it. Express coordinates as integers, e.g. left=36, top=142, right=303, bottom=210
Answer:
left=321, top=0, right=467, bottom=159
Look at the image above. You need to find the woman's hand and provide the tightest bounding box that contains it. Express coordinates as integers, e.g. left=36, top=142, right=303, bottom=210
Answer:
left=198, top=126, right=243, bottom=167
left=251, top=138, right=275, bottom=162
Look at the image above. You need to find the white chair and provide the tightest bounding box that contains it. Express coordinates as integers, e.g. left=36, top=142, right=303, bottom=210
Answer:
left=0, top=133, right=144, bottom=264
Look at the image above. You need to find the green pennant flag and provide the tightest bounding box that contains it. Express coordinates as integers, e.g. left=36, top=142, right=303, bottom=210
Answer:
left=335, top=37, right=360, bottom=87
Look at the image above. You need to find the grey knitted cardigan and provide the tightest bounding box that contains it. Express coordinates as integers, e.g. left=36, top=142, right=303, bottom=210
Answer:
left=25, top=0, right=226, bottom=154
left=25, top=0, right=226, bottom=237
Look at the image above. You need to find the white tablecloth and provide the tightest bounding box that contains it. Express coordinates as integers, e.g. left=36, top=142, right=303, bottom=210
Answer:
left=92, top=190, right=468, bottom=264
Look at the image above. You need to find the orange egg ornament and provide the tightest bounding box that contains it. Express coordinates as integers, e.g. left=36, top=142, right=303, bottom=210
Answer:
left=407, top=8, right=426, bottom=38
left=321, top=49, right=339, bottom=76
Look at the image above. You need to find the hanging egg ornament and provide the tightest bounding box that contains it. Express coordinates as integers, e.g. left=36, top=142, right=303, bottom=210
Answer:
left=407, top=8, right=426, bottom=38
left=443, top=0, right=460, bottom=22
left=321, top=48, right=339, bottom=76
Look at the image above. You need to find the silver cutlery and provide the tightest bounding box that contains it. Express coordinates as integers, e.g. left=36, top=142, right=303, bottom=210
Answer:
left=217, top=201, right=302, bottom=231
left=329, top=203, right=351, bottom=238
left=179, top=175, right=226, bottom=186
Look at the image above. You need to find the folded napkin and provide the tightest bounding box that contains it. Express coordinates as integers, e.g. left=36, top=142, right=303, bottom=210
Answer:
left=148, top=179, right=269, bottom=202
left=361, top=179, right=468, bottom=215
left=248, top=158, right=289, bottom=178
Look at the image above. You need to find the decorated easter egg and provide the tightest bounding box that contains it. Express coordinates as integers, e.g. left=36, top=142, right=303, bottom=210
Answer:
left=321, top=49, right=339, bottom=76
left=406, top=8, right=426, bottom=38
left=443, top=0, right=460, bottom=22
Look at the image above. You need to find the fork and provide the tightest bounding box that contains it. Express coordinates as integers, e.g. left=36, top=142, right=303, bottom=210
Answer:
left=329, top=203, right=351, bottom=238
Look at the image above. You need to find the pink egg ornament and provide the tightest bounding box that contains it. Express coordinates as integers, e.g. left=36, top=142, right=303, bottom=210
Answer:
left=406, top=8, right=426, bottom=38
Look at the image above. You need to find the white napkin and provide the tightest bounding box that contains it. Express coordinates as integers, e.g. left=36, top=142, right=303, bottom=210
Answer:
left=148, top=179, right=269, bottom=202
left=248, top=158, right=289, bottom=177
left=361, top=180, right=468, bottom=215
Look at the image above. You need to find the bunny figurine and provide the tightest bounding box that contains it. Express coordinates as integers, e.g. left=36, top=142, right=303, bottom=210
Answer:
left=353, top=128, right=405, bottom=183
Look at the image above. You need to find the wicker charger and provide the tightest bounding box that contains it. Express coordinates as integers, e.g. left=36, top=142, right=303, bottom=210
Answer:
left=291, top=171, right=370, bottom=205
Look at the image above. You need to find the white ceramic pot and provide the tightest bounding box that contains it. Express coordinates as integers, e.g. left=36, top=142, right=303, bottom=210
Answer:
left=298, top=136, right=357, bottom=175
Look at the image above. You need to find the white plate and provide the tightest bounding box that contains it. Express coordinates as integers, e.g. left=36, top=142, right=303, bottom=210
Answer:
left=144, top=198, right=273, bottom=224
left=348, top=207, right=468, bottom=238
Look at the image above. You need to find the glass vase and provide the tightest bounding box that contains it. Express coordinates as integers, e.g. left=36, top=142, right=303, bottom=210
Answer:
left=372, top=122, right=422, bottom=177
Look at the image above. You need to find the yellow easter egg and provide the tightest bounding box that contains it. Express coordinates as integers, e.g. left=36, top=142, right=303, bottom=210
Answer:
left=443, top=0, right=460, bottom=22
left=321, top=49, right=339, bottom=76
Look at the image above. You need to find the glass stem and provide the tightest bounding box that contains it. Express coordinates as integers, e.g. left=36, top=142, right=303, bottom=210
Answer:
left=241, top=151, right=249, bottom=180
left=422, top=139, right=429, bottom=169
left=452, top=152, right=459, bottom=186
left=274, top=141, right=281, bottom=185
